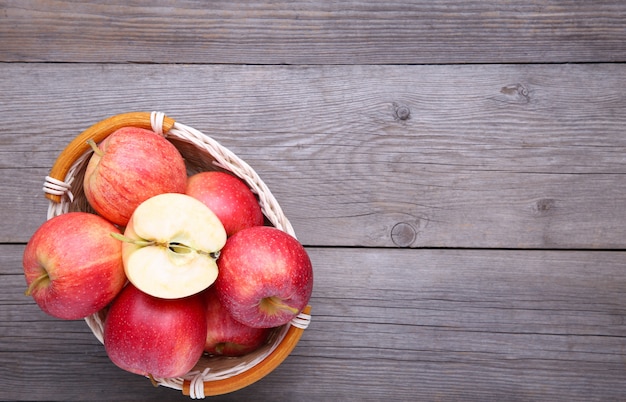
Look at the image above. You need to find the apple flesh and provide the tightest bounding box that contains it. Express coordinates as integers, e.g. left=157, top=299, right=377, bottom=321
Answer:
left=186, top=171, right=265, bottom=237
left=215, top=226, right=313, bottom=328
left=22, top=212, right=126, bottom=320
left=119, top=193, right=227, bottom=299
left=104, top=284, right=207, bottom=379
left=83, top=126, right=187, bottom=227
left=202, top=287, right=272, bottom=357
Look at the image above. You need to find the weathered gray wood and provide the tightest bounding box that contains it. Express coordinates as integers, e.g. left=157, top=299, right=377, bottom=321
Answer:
left=1, top=0, right=625, bottom=64
left=3, top=244, right=626, bottom=401
left=3, top=1, right=625, bottom=401
left=2, top=63, right=625, bottom=249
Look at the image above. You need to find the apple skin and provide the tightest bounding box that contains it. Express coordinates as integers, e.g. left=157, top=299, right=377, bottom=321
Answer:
left=103, top=284, right=207, bottom=379
left=22, top=212, right=126, bottom=320
left=214, top=226, right=313, bottom=328
left=83, top=127, right=187, bottom=227
left=201, top=287, right=272, bottom=357
left=186, top=171, right=264, bottom=237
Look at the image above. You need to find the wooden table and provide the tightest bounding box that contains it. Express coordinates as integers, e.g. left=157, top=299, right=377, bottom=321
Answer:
left=2, top=1, right=626, bottom=400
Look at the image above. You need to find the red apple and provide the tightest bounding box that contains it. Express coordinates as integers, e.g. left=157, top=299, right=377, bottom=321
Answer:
left=83, top=126, right=187, bottom=226
left=22, top=212, right=126, bottom=320
left=186, top=171, right=264, bottom=236
left=202, top=287, right=272, bottom=357
left=103, top=284, right=207, bottom=379
left=214, top=226, right=313, bottom=328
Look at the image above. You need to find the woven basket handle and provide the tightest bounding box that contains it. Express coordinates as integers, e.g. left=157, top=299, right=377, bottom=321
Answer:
left=45, top=112, right=176, bottom=203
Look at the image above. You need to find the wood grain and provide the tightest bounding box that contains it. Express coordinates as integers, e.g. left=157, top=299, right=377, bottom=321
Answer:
left=2, top=63, right=625, bottom=249
left=1, top=0, right=625, bottom=64
left=2, top=2, right=625, bottom=399
left=3, top=244, right=626, bottom=401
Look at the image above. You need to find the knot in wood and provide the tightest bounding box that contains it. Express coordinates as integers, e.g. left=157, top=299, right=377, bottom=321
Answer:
left=531, top=198, right=556, bottom=216
left=394, top=104, right=411, bottom=121
left=391, top=222, right=417, bottom=247
left=500, top=83, right=530, bottom=104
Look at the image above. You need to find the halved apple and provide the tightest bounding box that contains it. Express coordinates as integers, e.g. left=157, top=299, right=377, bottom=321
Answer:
left=116, top=193, right=227, bottom=299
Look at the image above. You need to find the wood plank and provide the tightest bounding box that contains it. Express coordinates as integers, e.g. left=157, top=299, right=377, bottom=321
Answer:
left=1, top=0, right=625, bottom=64
left=2, top=63, right=625, bottom=249
left=2, top=244, right=626, bottom=400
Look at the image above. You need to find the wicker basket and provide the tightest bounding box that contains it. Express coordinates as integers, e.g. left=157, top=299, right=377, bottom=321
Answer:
left=42, top=111, right=312, bottom=398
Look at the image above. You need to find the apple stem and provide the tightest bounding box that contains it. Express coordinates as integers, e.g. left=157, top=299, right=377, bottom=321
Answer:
left=24, top=272, right=50, bottom=296
left=263, top=296, right=300, bottom=315
left=110, top=232, right=155, bottom=247
left=147, top=374, right=158, bottom=387
left=86, top=138, right=104, bottom=157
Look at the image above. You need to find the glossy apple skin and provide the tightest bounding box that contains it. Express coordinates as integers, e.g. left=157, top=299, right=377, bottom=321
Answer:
left=215, top=226, right=313, bottom=328
left=103, top=284, right=207, bottom=379
left=202, top=287, right=272, bottom=356
left=22, top=212, right=126, bottom=320
left=186, top=171, right=264, bottom=236
left=83, top=127, right=187, bottom=226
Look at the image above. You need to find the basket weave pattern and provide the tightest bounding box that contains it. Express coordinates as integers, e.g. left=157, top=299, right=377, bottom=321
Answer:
left=42, top=112, right=311, bottom=398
